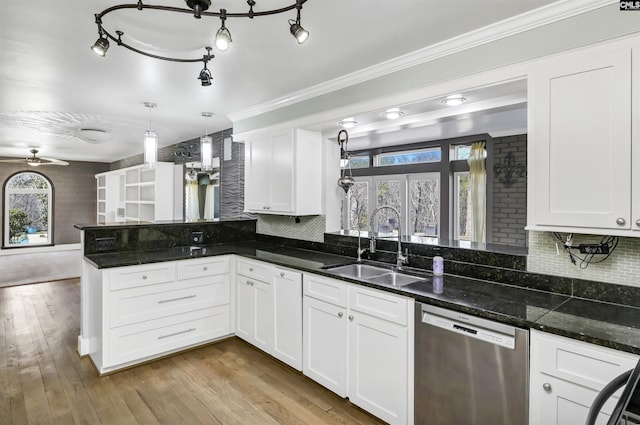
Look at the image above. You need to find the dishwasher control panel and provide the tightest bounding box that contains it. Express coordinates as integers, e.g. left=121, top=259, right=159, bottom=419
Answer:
left=421, top=307, right=516, bottom=349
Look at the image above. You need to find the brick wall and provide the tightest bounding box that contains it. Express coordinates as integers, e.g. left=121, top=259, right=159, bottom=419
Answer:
left=491, top=134, right=527, bottom=246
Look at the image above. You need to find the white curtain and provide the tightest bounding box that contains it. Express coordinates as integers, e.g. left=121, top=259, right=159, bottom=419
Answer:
left=185, top=181, right=200, bottom=220
left=204, top=184, right=216, bottom=220
left=468, top=142, right=486, bottom=243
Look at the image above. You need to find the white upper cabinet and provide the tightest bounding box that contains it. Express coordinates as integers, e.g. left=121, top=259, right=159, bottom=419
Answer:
left=244, top=127, right=322, bottom=215
left=528, top=39, right=639, bottom=236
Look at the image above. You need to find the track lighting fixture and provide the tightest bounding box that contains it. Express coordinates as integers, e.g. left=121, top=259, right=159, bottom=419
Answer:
left=289, top=0, right=309, bottom=44
left=215, top=9, right=232, bottom=51
left=91, top=29, right=109, bottom=56
left=91, top=0, right=310, bottom=85
left=198, top=48, right=213, bottom=86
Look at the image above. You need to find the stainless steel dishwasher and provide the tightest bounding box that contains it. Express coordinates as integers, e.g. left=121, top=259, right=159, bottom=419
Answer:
left=415, top=302, right=529, bottom=425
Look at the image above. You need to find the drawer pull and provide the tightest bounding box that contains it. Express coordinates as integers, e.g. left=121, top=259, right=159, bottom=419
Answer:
left=157, top=295, right=197, bottom=304
left=247, top=280, right=255, bottom=286
left=157, top=327, right=196, bottom=340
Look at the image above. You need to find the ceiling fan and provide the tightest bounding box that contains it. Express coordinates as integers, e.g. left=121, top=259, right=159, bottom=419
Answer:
left=0, top=149, right=69, bottom=166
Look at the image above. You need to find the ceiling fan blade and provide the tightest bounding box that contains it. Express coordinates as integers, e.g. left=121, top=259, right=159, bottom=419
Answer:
left=0, top=158, right=30, bottom=163
left=40, top=157, right=69, bottom=166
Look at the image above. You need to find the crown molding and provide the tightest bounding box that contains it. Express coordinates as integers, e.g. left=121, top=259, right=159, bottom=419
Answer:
left=228, top=0, right=616, bottom=122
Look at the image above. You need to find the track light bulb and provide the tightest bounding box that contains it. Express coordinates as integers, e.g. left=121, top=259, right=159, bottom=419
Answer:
left=91, top=36, right=110, bottom=56
left=290, top=22, right=309, bottom=44
left=215, top=26, right=232, bottom=51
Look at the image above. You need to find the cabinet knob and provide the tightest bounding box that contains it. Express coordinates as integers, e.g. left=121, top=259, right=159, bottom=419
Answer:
left=348, top=315, right=354, bottom=321
left=203, top=266, right=208, bottom=271
left=249, top=267, right=254, bottom=272
left=247, top=280, right=254, bottom=286
left=616, top=217, right=626, bottom=226
left=338, top=312, right=343, bottom=318
left=142, top=275, right=147, bottom=280
left=636, top=219, right=640, bottom=227
left=280, top=272, right=285, bottom=277
left=542, top=383, right=552, bottom=392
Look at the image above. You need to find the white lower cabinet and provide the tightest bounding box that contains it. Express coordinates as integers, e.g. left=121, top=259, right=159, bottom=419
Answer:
left=303, top=273, right=412, bottom=425
left=529, top=330, right=638, bottom=425
left=234, top=258, right=303, bottom=370
left=88, top=256, right=233, bottom=374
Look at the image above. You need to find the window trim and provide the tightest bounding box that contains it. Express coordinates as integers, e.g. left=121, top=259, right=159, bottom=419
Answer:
left=3, top=171, right=55, bottom=249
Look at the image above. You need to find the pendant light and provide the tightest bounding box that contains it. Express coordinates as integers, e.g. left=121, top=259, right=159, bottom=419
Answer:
left=143, top=102, right=158, bottom=167
left=200, top=112, right=214, bottom=171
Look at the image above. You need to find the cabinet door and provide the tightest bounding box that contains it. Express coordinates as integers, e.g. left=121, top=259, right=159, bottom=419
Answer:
left=303, top=296, right=348, bottom=397
left=273, top=269, right=302, bottom=370
left=252, top=279, right=274, bottom=354
left=268, top=129, right=295, bottom=213
left=530, top=47, right=632, bottom=230
left=531, top=374, right=617, bottom=425
left=633, top=47, right=640, bottom=232
left=235, top=276, right=255, bottom=343
left=244, top=133, right=272, bottom=212
left=348, top=312, right=408, bottom=425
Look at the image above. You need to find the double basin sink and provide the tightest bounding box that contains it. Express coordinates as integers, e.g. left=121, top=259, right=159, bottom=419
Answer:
left=323, top=262, right=429, bottom=288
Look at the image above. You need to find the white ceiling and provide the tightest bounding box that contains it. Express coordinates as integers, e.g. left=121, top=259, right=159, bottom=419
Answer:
left=0, top=0, right=565, bottom=163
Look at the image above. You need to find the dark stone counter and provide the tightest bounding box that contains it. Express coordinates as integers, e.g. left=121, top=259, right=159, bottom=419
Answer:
left=82, top=239, right=640, bottom=355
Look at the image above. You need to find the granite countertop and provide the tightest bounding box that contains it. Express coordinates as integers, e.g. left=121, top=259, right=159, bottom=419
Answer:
left=83, top=241, right=640, bottom=355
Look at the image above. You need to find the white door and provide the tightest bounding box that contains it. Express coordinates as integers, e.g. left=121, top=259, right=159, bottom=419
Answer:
left=244, top=133, right=272, bottom=212
left=268, top=129, right=295, bottom=213
left=273, top=269, right=302, bottom=370
left=348, top=312, right=408, bottom=425
left=252, top=279, right=274, bottom=354
left=303, top=296, right=348, bottom=397
left=530, top=47, right=632, bottom=230
left=235, top=276, right=254, bottom=343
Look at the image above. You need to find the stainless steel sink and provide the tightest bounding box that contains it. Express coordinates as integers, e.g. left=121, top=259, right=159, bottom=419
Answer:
left=326, top=263, right=392, bottom=279
left=324, top=263, right=426, bottom=287
left=366, top=272, right=424, bottom=287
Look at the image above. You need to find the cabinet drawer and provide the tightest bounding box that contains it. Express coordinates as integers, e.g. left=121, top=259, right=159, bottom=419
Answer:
left=108, top=262, right=176, bottom=291
left=533, top=330, right=638, bottom=390
left=348, top=284, right=409, bottom=326
left=177, top=256, right=230, bottom=280
left=303, top=274, right=347, bottom=307
left=106, top=305, right=231, bottom=368
left=109, top=274, right=230, bottom=327
left=236, top=258, right=274, bottom=282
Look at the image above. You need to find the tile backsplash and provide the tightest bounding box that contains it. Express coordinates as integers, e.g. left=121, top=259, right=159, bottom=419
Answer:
left=527, top=231, right=640, bottom=287
left=256, top=215, right=325, bottom=242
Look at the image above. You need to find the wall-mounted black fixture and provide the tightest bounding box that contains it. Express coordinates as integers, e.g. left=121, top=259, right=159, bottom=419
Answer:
left=493, top=152, right=525, bottom=188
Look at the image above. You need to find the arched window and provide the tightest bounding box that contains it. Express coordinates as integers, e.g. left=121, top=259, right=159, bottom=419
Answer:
left=3, top=171, right=53, bottom=248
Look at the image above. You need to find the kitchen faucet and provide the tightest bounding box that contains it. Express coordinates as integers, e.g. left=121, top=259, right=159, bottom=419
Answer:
left=369, top=206, right=408, bottom=269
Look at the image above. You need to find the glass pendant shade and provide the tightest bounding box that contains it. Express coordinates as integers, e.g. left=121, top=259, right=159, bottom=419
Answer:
left=200, top=135, right=213, bottom=171
left=215, top=26, right=232, bottom=51
left=144, top=130, right=157, bottom=167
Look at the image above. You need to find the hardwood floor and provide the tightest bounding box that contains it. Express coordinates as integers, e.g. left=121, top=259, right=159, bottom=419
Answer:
left=0, top=279, right=385, bottom=425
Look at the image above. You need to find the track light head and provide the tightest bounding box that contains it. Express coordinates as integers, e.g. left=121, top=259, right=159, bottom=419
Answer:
left=215, top=9, right=232, bottom=51
left=91, top=35, right=110, bottom=56
left=198, top=66, right=212, bottom=86
left=289, top=22, right=309, bottom=44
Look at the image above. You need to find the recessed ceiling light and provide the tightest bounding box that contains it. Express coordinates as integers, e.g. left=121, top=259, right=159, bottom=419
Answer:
left=338, top=118, right=357, bottom=129
left=383, top=108, right=404, bottom=120
left=441, top=94, right=467, bottom=106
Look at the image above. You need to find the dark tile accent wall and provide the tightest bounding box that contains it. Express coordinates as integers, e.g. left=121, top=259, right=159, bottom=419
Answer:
left=0, top=160, right=110, bottom=245
left=492, top=134, right=527, bottom=246
left=83, top=220, right=257, bottom=255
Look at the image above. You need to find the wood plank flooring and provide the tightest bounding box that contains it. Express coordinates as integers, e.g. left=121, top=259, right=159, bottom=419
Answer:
left=0, top=279, right=385, bottom=425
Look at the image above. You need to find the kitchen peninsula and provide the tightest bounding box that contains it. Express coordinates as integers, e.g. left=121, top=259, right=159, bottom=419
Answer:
left=76, top=219, right=640, bottom=425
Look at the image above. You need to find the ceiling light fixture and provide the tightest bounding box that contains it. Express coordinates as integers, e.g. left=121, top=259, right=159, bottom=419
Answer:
left=441, top=94, right=467, bottom=106
left=143, top=102, right=157, bottom=168
left=338, top=118, right=357, bottom=129
left=383, top=108, right=404, bottom=120
left=200, top=112, right=214, bottom=172
left=91, top=0, right=310, bottom=85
